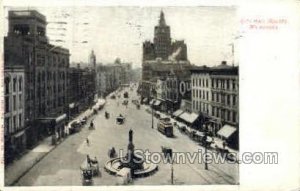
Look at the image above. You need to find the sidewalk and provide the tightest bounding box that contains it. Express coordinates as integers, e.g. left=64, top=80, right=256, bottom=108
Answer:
left=5, top=99, right=106, bottom=186
left=5, top=136, right=57, bottom=186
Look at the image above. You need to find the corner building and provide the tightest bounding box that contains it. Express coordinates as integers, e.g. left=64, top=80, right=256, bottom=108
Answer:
left=4, top=10, right=70, bottom=149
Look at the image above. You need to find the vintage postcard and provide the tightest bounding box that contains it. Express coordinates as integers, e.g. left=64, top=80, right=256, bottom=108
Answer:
left=0, top=0, right=299, bottom=191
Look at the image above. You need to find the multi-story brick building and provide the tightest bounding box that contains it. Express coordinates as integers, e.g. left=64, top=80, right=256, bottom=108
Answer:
left=141, top=11, right=190, bottom=108
left=68, top=64, right=96, bottom=117
left=191, top=61, right=239, bottom=147
left=142, top=11, right=187, bottom=61
left=4, top=66, right=25, bottom=163
left=4, top=10, right=70, bottom=148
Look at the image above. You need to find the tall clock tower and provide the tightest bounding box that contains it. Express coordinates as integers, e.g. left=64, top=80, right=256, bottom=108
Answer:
left=154, top=11, right=171, bottom=60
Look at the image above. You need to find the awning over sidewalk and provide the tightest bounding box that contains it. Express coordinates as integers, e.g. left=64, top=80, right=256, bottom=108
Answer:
left=154, top=100, right=161, bottom=106
left=217, top=125, right=237, bottom=139
left=56, top=114, right=67, bottom=124
left=142, top=98, right=148, bottom=103
left=149, top=99, right=155, bottom=105
left=179, top=112, right=199, bottom=124
left=14, top=130, right=25, bottom=138
left=69, top=103, right=75, bottom=108
left=172, top=109, right=184, bottom=117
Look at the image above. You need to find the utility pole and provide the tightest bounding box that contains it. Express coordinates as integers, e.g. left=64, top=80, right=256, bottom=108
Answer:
left=151, top=87, right=155, bottom=129
left=151, top=104, right=154, bottom=129
left=171, top=162, right=174, bottom=184
left=204, top=123, right=208, bottom=170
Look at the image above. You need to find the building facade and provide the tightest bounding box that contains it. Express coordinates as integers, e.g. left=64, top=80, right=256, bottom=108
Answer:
left=142, top=11, right=188, bottom=62
left=4, top=10, right=70, bottom=148
left=141, top=11, right=190, bottom=110
left=191, top=61, right=239, bottom=135
left=4, top=67, right=25, bottom=163
left=95, top=58, right=133, bottom=97
left=68, top=64, right=95, bottom=118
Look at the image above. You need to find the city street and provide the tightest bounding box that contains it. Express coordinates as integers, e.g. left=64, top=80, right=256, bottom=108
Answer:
left=14, top=87, right=238, bottom=186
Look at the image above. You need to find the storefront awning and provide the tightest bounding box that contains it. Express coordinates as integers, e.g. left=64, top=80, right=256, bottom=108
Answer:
left=179, top=112, right=199, bottom=124
left=14, top=130, right=25, bottom=138
left=55, top=114, right=67, bottom=123
left=217, top=125, right=237, bottom=139
left=172, top=109, right=184, bottom=117
left=149, top=99, right=155, bottom=105
left=69, top=103, right=75, bottom=108
left=154, top=100, right=161, bottom=106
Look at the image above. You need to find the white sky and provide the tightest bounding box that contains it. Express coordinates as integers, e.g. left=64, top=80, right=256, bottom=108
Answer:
left=4, top=6, right=238, bottom=68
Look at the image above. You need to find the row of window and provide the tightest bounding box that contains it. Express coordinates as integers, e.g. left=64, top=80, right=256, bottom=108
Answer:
left=5, top=94, right=23, bottom=113
left=5, top=77, right=23, bottom=95
left=38, top=71, right=67, bottom=82
left=211, top=107, right=238, bottom=123
left=192, top=77, right=209, bottom=88
left=4, top=114, right=23, bottom=135
left=192, top=77, right=237, bottom=90
left=37, top=53, right=68, bottom=67
left=166, top=80, right=177, bottom=89
left=192, top=89, right=209, bottom=100
left=192, top=100, right=209, bottom=114
left=167, top=91, right=178, bottom=100
left=212, top=93, right=237, bottom=106
left=212, top=78, right=236, bottom=90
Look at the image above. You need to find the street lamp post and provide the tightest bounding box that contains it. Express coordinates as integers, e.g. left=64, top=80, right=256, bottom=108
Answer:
left=171, top=161, right=174, bottom=184
left=203, top=123, right=208, bottom=170
left=151, top=103, right=154, bottom=129
left=151, top=87, right=155, bottom=129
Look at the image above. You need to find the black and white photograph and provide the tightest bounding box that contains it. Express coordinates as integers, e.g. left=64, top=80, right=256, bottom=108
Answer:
left=5, top=0, right=300, bottom=190
left=1, top=5, right=240, bottom=187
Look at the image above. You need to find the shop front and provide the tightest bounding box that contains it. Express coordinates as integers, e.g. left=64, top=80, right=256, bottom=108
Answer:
left=177, top=112, right=199, bottom=129
left=37, top=113, right=67, bottom=145
left=69, top=102, right=79, bottom=119
left=217, top=124, right=238, bottom=149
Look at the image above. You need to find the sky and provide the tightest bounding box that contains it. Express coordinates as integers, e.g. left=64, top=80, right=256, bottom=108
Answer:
left=4, top=6, right=238, bottom=68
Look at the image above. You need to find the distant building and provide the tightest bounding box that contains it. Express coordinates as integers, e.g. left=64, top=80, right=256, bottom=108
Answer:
left=141, top=11, right=190, bottom=111
left=4, top=66, right=25, bottom=163
left=141, top=59, right=192, bottom=111
left=95, top=58, right=133, bottom=97
left=4, top=10, right=70, bottom=148
left=142, top=11, right=188, bottom=61
left=68, top=64, right=96, bottom=116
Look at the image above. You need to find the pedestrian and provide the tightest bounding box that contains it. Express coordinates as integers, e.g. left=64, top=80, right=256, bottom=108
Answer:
left=87, top=154, right=91, bottom=164
left=90, top=120, right=94, bottom=129
left=222, top=141, right=226, bottom=149
left=86, top=138, right=90, bottom=146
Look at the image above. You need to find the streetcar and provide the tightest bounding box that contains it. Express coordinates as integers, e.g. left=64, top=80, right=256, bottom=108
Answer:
left=157, top=118, right=173, bottom=137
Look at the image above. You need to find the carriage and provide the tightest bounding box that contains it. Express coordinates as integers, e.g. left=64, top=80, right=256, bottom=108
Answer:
left=80, top=156, right=100, bottom=176
left=116, top=115, right=125, bottom=125
left=81, top=169, right=93, bottom=185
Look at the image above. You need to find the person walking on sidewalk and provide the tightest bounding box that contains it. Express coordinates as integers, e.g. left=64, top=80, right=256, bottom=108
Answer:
left=222, top=141, right=226, bottom=149
left=86, top=138, right=90, bottom=146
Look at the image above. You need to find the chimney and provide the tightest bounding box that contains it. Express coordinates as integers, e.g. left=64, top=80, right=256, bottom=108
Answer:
left=221, top=61, right=227, bottom=65
left=77, top=63, right=80, bottom=69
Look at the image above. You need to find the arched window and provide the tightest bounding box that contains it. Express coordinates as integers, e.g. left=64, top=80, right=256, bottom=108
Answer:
left=19, top=77, right=23, bottom=91
left=5, top=77, right=10, bottom=95
left=13, top=78, right=17, bottom=92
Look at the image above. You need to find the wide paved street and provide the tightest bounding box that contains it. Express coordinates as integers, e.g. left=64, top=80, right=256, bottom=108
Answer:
left=14, top=87, right=238, bottom=186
